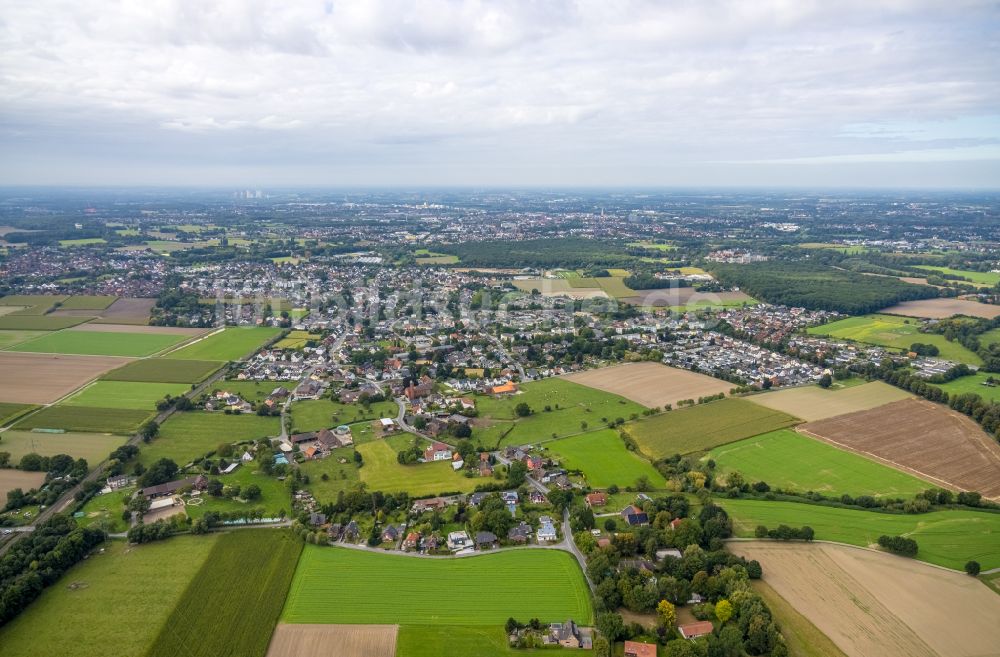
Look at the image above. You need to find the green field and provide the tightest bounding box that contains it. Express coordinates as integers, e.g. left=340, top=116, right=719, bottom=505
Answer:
left=0, top=315, right=92, bottom=330
left=0, top=294, right=67, bottom=313
left=8, top=329, right=188, bottom=356
left=706, top=429, right=930, bottom=497
left=721, top=498, right=1000, bottom=570
left=0, top=402, right=35, bottom=426
left=0, top=329, right=46, bottom=349
left=938, top=372, right=1000, bottom=404
left=76, top=487, right=134, bottom=533
left=140, top=411, right=280, bottom=466
left=13, top=405, right=152, bottom=434
left=0, top=535, right=220, bottom=657
left=913, top=266, right=1000, bottom=287
left=474, top=379, right=647, bottom=448
left=59, top=295, right=118, bottom=310
left=281, top=546, right=593, bottom=624
left=299, top=446, right=361, bottom=501
left=397, top=626, right=539, bottom=657
left=628, top=241, right=677, bottom=251
left=59, top=237, right=107, bottom=246
left=595, top=277, right=637, bottom=298
left=101, top=358, right=222, bottom=383
left=272, top=330, right=322, bottom=349
left=62, top=381, right=190, bottom=410
left=0, top=429, right=126, bottom=464
left=626, top=398, right=799, bottom=459
left=164, top=327, right=282, bottom=361
left=807, top=314, right=982, bottom=365
left=545, top=428, right=666, bottom=490
left=290, top=398, right=397, bottom=433
left=357, top=435, right=479, bottom=497
left=148, top=530, right=302, bottom=657
left=798, top=243, right=871, bottom=255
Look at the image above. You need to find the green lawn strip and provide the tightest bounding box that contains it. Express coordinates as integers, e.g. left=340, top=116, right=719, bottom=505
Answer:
left=913, top=266, right=1000, bottom=287
left=185, top=466, right=291, bottom=519
left=0, top=329, right=47, bottom=349
left=357, top=437, right=478, bottom=497
left=10, top=329, right=189, bottom=357
left=705, top=429, right=931, bottom=498
left=289, top=398, right=397, bottom=433
left=13, top=405, right=152, bottom=434
left=281, top=546, right=593, bottom=624
left=807, top=314, right=982, bottom=365
left=0, top=402, right=36, bottom=426
left=625, top=398, right=799, bottom=459
left=0, top=535, right=220, bottom=657
left=720, top=498, right=1000, bottom=570
left=164, top=327, right=283, bottom=361
left=0, top=315, right=92, bottom=330
left=101, top=358, right=222, bottom=383
left=147, top=530, right=302, bottom=657
left=59, top=295, right=118, bottom=310
left=139, top=411, right=280, bottom=466
left=545, top=428, right=666, bottom=490
left=62, top=381, right=190, bottom=410
left=938, top=372, right=1000, bottom=404
left=397, top=626, right=543, bottom=657
left=0, top=430, right=125, bottom=464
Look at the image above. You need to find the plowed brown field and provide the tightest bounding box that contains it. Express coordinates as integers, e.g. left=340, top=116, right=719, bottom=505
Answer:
left=267, top=624, right=398, bottom=657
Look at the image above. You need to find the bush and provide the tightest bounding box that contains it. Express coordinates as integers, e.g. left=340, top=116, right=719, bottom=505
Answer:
left=965, top=560, right=981, bottom=576
left=877, top=535, right=918, bottom=557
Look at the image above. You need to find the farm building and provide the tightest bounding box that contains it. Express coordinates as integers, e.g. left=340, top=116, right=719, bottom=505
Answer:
left=624, top=641, right=657, bottom=657
left=142, top=475, right=207, bottom=499
left=678, top=621, right=714, bottom=639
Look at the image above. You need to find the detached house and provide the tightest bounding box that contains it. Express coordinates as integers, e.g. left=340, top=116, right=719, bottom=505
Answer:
left=621, top=505, right=649, bottom=526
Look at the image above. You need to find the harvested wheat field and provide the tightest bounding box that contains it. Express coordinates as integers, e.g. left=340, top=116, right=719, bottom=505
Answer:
left=728, top=541, right=1000, bottom=657
left=267, top=624, right=398, bottom=657
left=746, top=382, right=912, bottom=421
left=67, top=323, right=207, bottom=336
left=563, top=362, right=732, bottom=409
left=800, top=398, right=1000, bottom=499
left=881, top=298, right=1000, bottom=319
left=0, top=352, right=133, bottom=404
left=90, top=297, right=156, bottom=325
left=0, top=469, right=46, bottom=498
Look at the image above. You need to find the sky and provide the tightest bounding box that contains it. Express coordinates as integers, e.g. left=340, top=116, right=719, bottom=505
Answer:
left=1, top=0, right=998, bottom=188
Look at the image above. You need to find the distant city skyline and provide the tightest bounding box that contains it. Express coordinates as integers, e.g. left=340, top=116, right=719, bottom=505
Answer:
left=1, top=1, right=998, bottom=188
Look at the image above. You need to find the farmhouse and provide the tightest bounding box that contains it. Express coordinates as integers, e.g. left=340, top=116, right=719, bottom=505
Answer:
left=624, top=641, right=657, bottom=657
left=548, top=620, right=591, bottom=649
left=488, top=382, right=517, bottom=396
left=621, top=505, right=649, bottom=526
left=424, top=442, right=453, bottom=461
left=585, top=492, right=608, bottom=508
left=141, top=475, right=207, bottom=499
left=678, top=621, right=714, bottom=640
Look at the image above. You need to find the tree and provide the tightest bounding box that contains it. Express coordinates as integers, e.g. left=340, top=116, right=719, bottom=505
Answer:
left=244, top=484, right=261, bottom=500
left=139, top=420, right=159, bottom=442
left=595, top=612, right=626, bottom=642
left=965, top=560, right=981, bottom=576
left=515, top=402, right=532, bottom=417
left=818, top=373, right=833, bottom=388
left=656, top=599, right=677, bottom=630
left=593, top=636, right=611, bottom=657
left=507, top=460, right=527, bottom=487
left=138, top=458, right=179, bottom=487
left=715, top=599, right=733, bottom=624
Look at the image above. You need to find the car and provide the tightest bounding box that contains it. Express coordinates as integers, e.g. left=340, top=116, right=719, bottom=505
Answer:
left=2, top=529, right=12, bottom=535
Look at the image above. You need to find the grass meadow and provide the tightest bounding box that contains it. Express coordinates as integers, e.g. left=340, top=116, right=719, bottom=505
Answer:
left=0, top=429, right=125, bottom=464
left=62, top=381, right=190, bottom=410
left=545, top=428, right=666, bottom=489
left=139, top=411, right=280, bottom=466
left=0, top=315, right=92, bottom=330
left=147, top=530, right=302, bottom=657
left=58, top=295, right=118, bottom=310
left=356, top=435, right=479, bottom=497
left=474, top=378, right=646, bottom=447
left=281, top=547, right=593, bottom=624
left=626, top=398, right=799, bottom=459
left=0, top=329, right=46, bottom=349
left=397, top=626, right=541, bottom=657
left=807, top=314, right=982, bottom=365
left=720, top=498, right=1000, bottom=570
left=0, top=402, right=35, bottom=426
left=937, top=372, right=1000, bottom=404
left=164, top=327, right=282, bottom=361
left=0, top=536, right=220, bottom=657
left=706, top=429, right=931, bottom=497
left=913, top=266, right=1000, bottom=287
left=101, top=358, right=222, bottom=383
left=290, top=398, right=397, bottom=434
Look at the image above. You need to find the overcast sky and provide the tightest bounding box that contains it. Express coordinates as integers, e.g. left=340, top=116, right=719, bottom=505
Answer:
left=1, top=0, right=998, bottom=188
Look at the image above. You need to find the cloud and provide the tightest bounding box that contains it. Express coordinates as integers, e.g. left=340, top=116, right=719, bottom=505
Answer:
left=0, top=0, right=998, bottom=186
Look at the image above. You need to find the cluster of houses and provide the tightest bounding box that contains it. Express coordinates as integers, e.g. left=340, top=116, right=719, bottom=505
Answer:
left=289, top=425, right=356, bottom=459
left=718, top=304, right=840, bottom=345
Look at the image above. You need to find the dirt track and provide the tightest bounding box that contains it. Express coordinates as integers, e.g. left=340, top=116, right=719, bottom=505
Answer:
left=800, top=398, right=1000, bottom=499
left=563, top=362, right=732, bottom=409
left=0, top=352, right=133, bottom=404
left=728, top=541, right=1000, bottom=657
left=266, top=624, right=398, bottom=657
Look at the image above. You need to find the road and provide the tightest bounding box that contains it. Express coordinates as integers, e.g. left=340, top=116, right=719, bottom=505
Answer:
left=487, top=334, right=526, bottom=379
